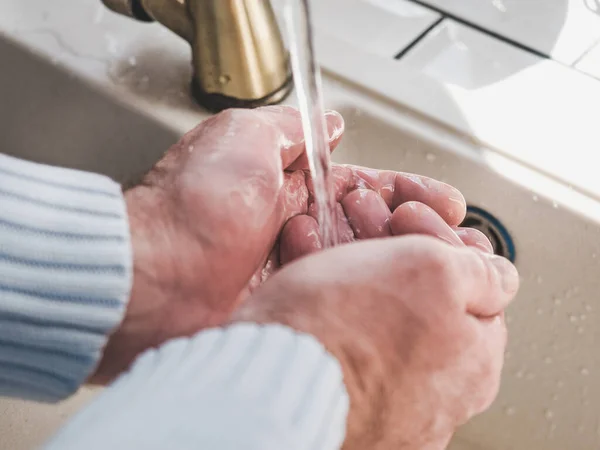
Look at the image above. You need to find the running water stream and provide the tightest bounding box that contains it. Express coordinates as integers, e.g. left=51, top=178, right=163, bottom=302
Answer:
left=283, top=0, right=339, bottom=248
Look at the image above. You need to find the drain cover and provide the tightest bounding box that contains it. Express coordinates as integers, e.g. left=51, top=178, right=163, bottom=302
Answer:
left=460, top=206, right=516, bottom=262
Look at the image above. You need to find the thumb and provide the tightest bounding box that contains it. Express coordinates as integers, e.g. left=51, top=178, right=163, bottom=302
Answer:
left=457, top=249, right=519, bottom=318
left=256, top=106, right=345, bottom=170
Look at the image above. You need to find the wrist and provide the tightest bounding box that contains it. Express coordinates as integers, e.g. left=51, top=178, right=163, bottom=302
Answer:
left=232, top=289, right=387, bottom=449
left=90, top=185, right=162, bottom=384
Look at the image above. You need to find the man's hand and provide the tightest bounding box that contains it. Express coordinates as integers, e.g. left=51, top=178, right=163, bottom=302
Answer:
left=233, top=232, right=519, bottom=450
left=92, top=106, right=468, bottom=382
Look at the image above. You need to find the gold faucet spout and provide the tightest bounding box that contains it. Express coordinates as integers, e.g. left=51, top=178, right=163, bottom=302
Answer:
left=139, top=0, right=193, bottom=42
left=101, top=0, right=293, bottom=111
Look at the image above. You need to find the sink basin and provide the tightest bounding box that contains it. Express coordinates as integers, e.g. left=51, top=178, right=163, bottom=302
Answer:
left=2, top=1, right=600, bottom=449
left=331, top=104, right=600, bottom=450
left=0, top=37, right=180, bottom=186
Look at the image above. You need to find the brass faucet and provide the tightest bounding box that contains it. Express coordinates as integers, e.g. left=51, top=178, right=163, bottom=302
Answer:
left=102, top=0, right=293, bottom=111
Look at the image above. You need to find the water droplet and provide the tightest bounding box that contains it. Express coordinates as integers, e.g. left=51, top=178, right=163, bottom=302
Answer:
left=105, top=33, right=119, bottom=55
left=570, top=314, right=578, bottom=323
left=593, top=253, right=598, bottom=259
left=515, top=369, right=524, bottom=379
left=218, top=74, right=231, bottom=85
left=128, top=56, right=137, bottom=67
left=491, top=0, right=507, bottom=13
left=505, top=406, right=516, bottom=416
left=581, top=368, right=590, bottom=376
left=577, top=326, right=585, bottom=334
left=552, top=201, right=559, bottom=209
left=526, top=372, right=535, bottom=381
left=552, top=393, right=559, bottom=401
left=536, top=275, right=543, bottom=284
left=544, top=356, right=553, bottom=364
left=578, top=425, right=585, bottom=433
left=188, top=145, right=194, bottom=153
left=554, top=297, right=562, bottom=306
left=545, top=409, right=554, bottom=420
left=585, top=304, right=593, bottom=312
left=426, top=153, right=437, bottom=162
left=580, top=314, right=587, bottom=321
left=573, top=286, right=580, bottom=294
left=557, top=380, right=565, bottom=388
left=138, top=75, right=150, bottom=91
left=536, top=308, right=544, bottom=315
left=532, top=195, right=539, bottom=202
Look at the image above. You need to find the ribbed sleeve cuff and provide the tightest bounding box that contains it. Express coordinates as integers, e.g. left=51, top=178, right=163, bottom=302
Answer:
left=45, top=324, right=349, bottom=450
left=0, top=153, right=132, bottom=402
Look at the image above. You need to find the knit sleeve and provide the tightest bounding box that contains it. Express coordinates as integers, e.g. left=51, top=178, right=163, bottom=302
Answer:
left=0, top=153, right=132, bottom=402
left=44, top=323, right=349, bottom=450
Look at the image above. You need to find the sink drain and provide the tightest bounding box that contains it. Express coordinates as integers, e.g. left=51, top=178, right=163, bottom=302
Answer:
left=460, top=206, right=516, bottom=262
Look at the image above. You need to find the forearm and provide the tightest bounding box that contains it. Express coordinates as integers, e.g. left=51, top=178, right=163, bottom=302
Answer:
left=44, top=324, right=348, bottom=450
left=0, top=153, right=131, bottom=402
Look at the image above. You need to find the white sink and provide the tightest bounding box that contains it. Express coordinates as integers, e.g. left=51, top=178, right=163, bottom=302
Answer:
left=2, top=1, right=600, bottom=449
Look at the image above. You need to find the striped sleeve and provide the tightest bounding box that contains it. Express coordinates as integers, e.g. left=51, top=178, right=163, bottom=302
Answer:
left=0, top=153, right=132, bottom=402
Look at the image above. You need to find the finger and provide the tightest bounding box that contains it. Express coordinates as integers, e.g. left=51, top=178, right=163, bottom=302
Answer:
left=305, top=165, right=354, bottom=203
left=308, top=202, right=355, bottom=243
left=390, top=202, right=464, bottom=247
left=258, top=106, right=345, bottom=170
left=469, top=314, right=508, bottom=415
left=286, top=110, right=345, bottom=171
left=341, top=189, right=392, bottom=239
left=454, top=227, right=494, bottom=254
left=280, top=170, right=310, bottom=221
left=456, top=248, right=519, bottom=318
left=280, top=215, right=322, bottom=264
left=180, top=108, right=302, bottom=187
left=351, top=167, right=466, bottom=226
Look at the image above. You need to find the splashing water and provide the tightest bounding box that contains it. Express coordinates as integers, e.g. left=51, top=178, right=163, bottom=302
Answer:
left=284, top=0, right=339, bottom=248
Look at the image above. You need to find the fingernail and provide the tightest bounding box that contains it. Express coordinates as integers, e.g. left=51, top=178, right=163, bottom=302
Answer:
left=325, top=110, right=344, bottom=141
left=486, top=254, right=519, bottom=294
left=455, top=229, right=494, bottom=253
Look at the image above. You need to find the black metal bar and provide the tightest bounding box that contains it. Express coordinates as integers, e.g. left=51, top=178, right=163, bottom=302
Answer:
left=407, top=0, right=549, bottom=59
left=395, top=16, right=444, bottom=59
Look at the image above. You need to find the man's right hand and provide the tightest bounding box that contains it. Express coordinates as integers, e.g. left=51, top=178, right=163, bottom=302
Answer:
left=233, top=215, right=519, bottom=450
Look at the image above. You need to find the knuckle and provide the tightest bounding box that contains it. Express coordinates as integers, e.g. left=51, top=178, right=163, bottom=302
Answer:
left=415, top=240, right=462, bottom=295
left=216, top=107, right=253, bottom=123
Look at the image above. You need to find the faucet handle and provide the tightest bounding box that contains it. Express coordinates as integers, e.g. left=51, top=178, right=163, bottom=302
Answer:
left=101, top=0, right=153, bottom=21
